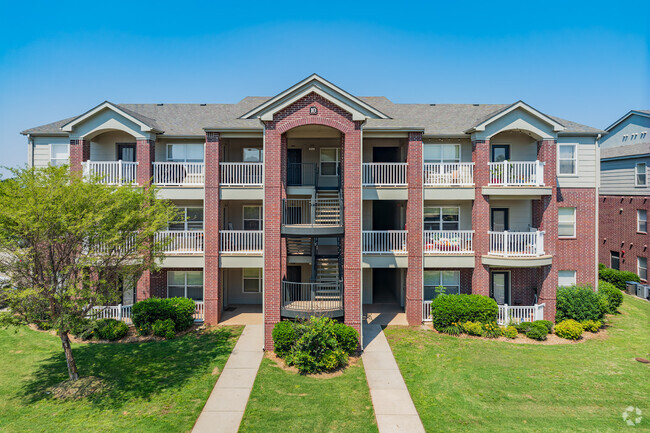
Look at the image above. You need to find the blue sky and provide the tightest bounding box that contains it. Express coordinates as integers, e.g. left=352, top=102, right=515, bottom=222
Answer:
left=0, top=0, right=648, bottom=174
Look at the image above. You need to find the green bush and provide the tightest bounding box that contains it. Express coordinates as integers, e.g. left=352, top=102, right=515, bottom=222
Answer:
left=152, top=318, right=176, bottom=339
left=94, top=318, right=128, bottom=341
left=581, top=319, right=601, bottom=333
left=483, top=322, right=501, bottom=338
left=70, top=318, right=96, bottom=341
left=515, top=321, right=532, bottom=333
left=284, top=317, right=349, bottom=374
left=132, top=297, right=195, bottom=332
left=462, top=321, right=484, bottom=336
left=598, top=280, right=623, bottom=313
left=430, top=294, right=498, bottom=330
left=556, top=285, right=605, bottom=322
left=441, top=322, right=463, bottom=336
left=525, top=322, right=548, bottom=341
left=534, top=320, right=554, bottom=334
left=331, top=323, right=359, bottom=353
left=501, top=325, right=518, bottom=339
left=555, top=319, right=584, bottom=340
left=272, top=321, right=297, bottom=356
left=136, top=322, right=152, bottom=336
left=599, top=266, right=640, bottom=290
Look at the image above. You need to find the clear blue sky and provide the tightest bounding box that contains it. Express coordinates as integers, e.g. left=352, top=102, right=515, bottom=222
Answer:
left=1, top=0, right=648, bottom=174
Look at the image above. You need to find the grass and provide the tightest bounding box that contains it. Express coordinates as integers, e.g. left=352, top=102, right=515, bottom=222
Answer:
left=385, top=294, right=650, bottom=433
left=0, top=325, right=242, bottom=433
left=239, top=357, right=378, bottom=433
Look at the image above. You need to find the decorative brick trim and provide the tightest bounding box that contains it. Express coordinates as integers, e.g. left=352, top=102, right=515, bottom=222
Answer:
left=406, top=131, right=423, bottom=324
left=205, top=132, right=221, bottom=324
left=471, top=139, right=490, bottom=295
left=136, top=139, right=155, bottom=186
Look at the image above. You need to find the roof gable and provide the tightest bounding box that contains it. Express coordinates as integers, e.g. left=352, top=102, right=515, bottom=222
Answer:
left=466, top=101, right=565, bottom=134
left=61, top=101, right=162, bottom=133
left=604, top=110, right=650, bottom=132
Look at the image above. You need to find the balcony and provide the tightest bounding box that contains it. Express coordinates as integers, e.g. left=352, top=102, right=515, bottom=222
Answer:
left=423, top=162, right=474, bottom=186
left=282, top=198, right=343, bottom=235
left=362, top=230, right=407, bottom=254
left=488, top=230, right=545, bottom=257
left=219, top=230, right=263, bottom=254
left=155, top=230, right=204, bottom=254
left=153, top=162, right=205, bottom=186
left=488, top=160, right=544, bottom=187
left=423, top=230, right=474, bottom=254
left=362, top=163, right=407, bottom=186
left=82, top=160, right=138, bottom=185
left=220, top=162, right=263, bottom=186
left=281, top=280, right=344, bottom=318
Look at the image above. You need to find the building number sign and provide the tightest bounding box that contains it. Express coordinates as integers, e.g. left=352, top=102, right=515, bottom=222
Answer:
left=309, top=106, right=318, bottom=115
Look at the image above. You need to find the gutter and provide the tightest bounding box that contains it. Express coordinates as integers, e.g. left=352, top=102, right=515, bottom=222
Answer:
left=595, top=133, right=601, bottom=287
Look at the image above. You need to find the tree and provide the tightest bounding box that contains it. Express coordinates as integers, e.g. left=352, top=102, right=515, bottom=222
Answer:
left=0, top=166, right=178, bottom=380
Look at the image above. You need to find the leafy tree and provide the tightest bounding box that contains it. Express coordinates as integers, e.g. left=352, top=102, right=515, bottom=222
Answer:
left=0, top=166, right=178, bottom=380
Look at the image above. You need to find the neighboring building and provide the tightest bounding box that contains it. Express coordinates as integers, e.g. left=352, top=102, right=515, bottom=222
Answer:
left=21, top=75, right=602, bottom=347
left=599, top=110, right=649, bottom=282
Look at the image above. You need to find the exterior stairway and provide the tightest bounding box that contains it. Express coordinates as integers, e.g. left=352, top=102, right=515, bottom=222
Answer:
left=314, top=191, right=341, bottom=225
left=286, top=237, right=312, bottom=256
left=314, top=256, right=341, bottom=301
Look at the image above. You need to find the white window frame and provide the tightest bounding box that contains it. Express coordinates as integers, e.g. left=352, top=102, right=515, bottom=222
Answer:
left=638, top=209, right=648, bottom=234
left=423, top=143, right=461, bottom=164
left=169, top=207, right=204, bottom=231
left=167, top=270, right=204, bottom=301
left=635, top=162, right=647, bottom=187
left=423, top=270, right=461, bottom=300
left=50, top=143, right=70, bottom=166
left=320, top=148, right=340, bottom=176
left=242, top=268, right=263, bottom=293
left=558, top=207, right=576, bottom=238
left=423, top=206, right=460, bottom=231
left=558, top=144, right=578, bottom=176
left=558, top=270, right=577, bottom=287
left=243, top=205, right=263, bottom=231
left=166, top=143, right=204, bottom=163
left=638, top=257, right=648, bottom=281
left=243, top=147, right=263, bottom=162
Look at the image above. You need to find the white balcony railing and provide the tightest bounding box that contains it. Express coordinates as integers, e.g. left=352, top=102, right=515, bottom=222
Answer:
left=220, top=162, right=263, bottom=186
left=88, top=304, right=133, bottom=324
left=423, top=300, right=433, bottom=321
left=362, top=163, right=407, bottom=186
left=423, top=230, right=474, bottom=254
left=155, top=230, right=204, bottom=254
left=153, top=162, right=205, bottom=186
left=362, top=230, right=408, bottom=254
left=423, top=162, right=474, bottom=186
left=497, top=303, right=545, bottom=325
left=83, top=160, right=138, bottom=185
left=488, top=160, right=545, bottom=186
left=194, top=301, right=205, bottom=322
left=220, top=230, right=263, bottom=254
left=488, top=230, right=545, bottom=257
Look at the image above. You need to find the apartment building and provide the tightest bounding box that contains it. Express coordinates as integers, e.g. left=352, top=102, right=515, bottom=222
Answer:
left=22, top=75, right=602, bottom=347
left=599, top=110, right=649, bottom=282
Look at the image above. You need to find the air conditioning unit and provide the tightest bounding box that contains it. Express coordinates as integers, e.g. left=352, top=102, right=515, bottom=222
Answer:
left=638, top=284, right=650, bottom=301
left=625, top=281, right=639, bottom=295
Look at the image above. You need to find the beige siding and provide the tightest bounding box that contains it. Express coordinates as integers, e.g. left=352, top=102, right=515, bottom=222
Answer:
left=223, top=268, right=263, bottom=305
left=556, top=137, right=598, bottom=188
left=489, top=199, right=533, bottom=231
left=423, top=138, right=472, bottom=162
left=600, top=156, right=650, bottom=196
left=32, top=136, right=69, bottom=168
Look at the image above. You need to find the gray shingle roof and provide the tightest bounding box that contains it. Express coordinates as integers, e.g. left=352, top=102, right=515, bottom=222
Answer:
left=601, top=142, right=650, bottom=159
left=22, top=96, right=604, bottom=136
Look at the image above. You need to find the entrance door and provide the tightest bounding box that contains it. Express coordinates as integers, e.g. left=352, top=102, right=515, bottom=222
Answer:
left=491, top=208, right=510, bottom=231
left=117, top=143, right=136, bottom=162
left=373, top=147, right=400, bottom=163
left=372, top=268, right=399, bottom=304
left=491, top=145, right=510, bottom=162
left=287, top=149, right=302, bottom=185
left=491, top=272, right=510, bottom=305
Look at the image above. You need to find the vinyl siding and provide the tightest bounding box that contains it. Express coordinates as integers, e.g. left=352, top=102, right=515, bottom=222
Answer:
left=556, top=136, right=597, bottom=188
left=32, top=136, right=69, bottom=168
left=600, top=156, right=650, bottom=196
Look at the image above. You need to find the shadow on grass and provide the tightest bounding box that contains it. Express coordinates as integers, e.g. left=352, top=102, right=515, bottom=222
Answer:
left=20, top=327, right=237, bottom=409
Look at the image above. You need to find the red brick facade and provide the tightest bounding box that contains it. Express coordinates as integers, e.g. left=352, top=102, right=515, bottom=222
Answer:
left=204, top=132, right=221, bottom=324
left=471, top=139, right=491, bottom=295
left=69, top=139, right=90, bottom=175
left=136, top=139, right=155, bottom=185
left=406, top=132, right=423, bottom=324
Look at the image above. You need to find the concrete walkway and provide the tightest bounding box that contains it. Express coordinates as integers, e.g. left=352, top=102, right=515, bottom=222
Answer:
left=362, top=324, right=426, bottom=433
left=192, top=324, right=263, bottom=433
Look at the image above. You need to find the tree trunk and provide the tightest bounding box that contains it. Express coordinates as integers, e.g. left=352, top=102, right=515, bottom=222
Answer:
left=59, top=330, right=79, bottom=381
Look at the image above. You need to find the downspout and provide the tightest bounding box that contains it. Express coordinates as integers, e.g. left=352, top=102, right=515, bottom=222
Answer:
left=260, top=119, right=267, bottom=350
left=27, top=134, right=34, bottom=167
left=595, top=133, right=602, bottom=289
left=358, top=119, right=367, bottom=348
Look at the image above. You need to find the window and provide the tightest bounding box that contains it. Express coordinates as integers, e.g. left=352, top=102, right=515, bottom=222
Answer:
left=424, top=143, right=460, bottom=163
left=167, top=143, right=204, bottom=162
left=423, top=271, right=460, bottom=300
left=320, top=148, right=339, bottom=176
left=243, top=268, right=263, bottom=293
left=638, top=210, right=648, bottom=233
left=638, top=257, right=648, bottom=281
left=635, top=163, right=647, bottom=186
left=424, top=207, right=459, bottom=231
left=243, top=148, right=263, bottom=162
left=50, top=143, right=69, bottom=166
left=558, top=144, right=577, bottom=175
left=168, top=271, right=203, bottom=300
left=243, top=206, right=263, bottom=230
left=558, top=270, right=577, bottom=287
left=169, top=207, right=203, bottom=231
left=610, top=251, right=620, bottom=270
left=558, top=207, right=576, bottom=237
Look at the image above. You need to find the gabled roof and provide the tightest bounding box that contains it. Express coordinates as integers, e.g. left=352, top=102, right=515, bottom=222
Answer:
left=601, top=142, right=650, bottom=160
left=464, top=100, right=565, bottom=134
left=240, top=74, right=391, bottom=121
left=60, top=101, right=163, bottom=133
left=604, top=109, right=650, bottom=132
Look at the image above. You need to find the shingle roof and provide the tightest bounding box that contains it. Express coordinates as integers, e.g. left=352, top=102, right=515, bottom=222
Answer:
left=21, top=96, right=604, bottom=136
left=601, top=142, right=650, bottom=159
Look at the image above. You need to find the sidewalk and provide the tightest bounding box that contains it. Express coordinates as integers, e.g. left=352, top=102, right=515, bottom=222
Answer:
left=362, top=324, right=425, bottom=433
left=192, top=324, right=263, bottom=433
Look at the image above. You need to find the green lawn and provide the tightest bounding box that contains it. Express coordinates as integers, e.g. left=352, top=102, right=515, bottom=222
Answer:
left=0, top=325, right=242, bottom=433
left=385, top=294, right=650, bottom=433
left=239, top=357, right=378, bottom=433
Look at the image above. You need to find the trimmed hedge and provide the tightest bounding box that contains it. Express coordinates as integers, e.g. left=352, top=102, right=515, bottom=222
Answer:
left=598, top=280, right=623, bottom=313
left=599, top=265, right=640, bottom=291
left=556, top=285, right=605, bottom=323
left=272, top=320, right=297, bottom=357
left=152, top=318, right=176, bottom=339
left=94, top=318, right=128, bottom=341
left=132, top=297, right=195, bottom=333
left=525, top=322, right=548, bottom=341
left=430, top=294, right=498, bottom=330
left=555, top=319, right=584, bottom=340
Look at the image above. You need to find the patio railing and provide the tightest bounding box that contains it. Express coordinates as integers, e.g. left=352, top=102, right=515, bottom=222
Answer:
left=220, top=162, right=263, bottom=186
left=83, top=160, right=138, bottom=185
left=488, top=160, right=544, bottom=186
left=423, top=162, right=474, bottom=186
left=423, top=230, right=474, bottom=254
left=220, top=230, right=263, bottom=254
left=362, top=163, right=407, bottom=186
left=497, top=303, right=545, bottom=325
left=155, top=230, right=204, bottom=254
left=362, top=230, right=408, bottom=254
left=488, top=230, right=545, bottom=257
left=153, top=162, right=205, bottom=186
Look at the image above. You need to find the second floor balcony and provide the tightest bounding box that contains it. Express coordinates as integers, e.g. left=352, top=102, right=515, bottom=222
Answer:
left=220, top=162, right=263, bottom=186
left=424, top=230, right=474, bottom=254
left=488, top=230, right=545, bottom=257
left=423, top=162, right=474, bottom=186
left=219, top=230, right=263, bottom=254
left=362, top=230, right=408, bottom=254
left=155, top=230, right=204, bottom=254
left=153, top=162, right=205, bottom=186
left=83, top=160, right=138, bottom=185
left=488, top=160, right=545, bottom=187
left=362, top=163, right=407, bottom=186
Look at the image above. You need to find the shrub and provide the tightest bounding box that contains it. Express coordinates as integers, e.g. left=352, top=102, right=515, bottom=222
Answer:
left=462, top=321, right=484, bottom=336
left=525, top=322, right=548, bottom=341
left=70, top=318, right=95, bottom=341
left=555, top=319, right=584, bottom=340
left=515, top=321, right=532, bottom=333
left=94, top=318, right=128, bottom=341
left=581, top=319, right=601, bottom=333
left=430, top=294, right=498, bottom=330
left=284, top=317, right=349, bottom=374
left=483, top=322, right=501, bottom=338
left=331, top=323, right=359, bottom=353
left=132, top=297, right=195, bottom=332
left=272, top=321, right=297, bottom=356
left=137, top=322, right=152, bottom=336
left=534, top=320, right=554, bottom=334
left=599, top=266, right=640, bottom=290
left=556, top=285, right=604, bottom=322
left=152, top=318, right=176, bottom=339
left=440, top=322, right=463, bottom=336
left=501, top=325, right=518, bottom=339
left=598, top=280, right=623, bottom=313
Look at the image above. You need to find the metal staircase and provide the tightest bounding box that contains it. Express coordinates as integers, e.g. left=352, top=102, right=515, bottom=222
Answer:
left=285, top=237, right=312, bottom=256
left=314, top=191, right=341, bottom=225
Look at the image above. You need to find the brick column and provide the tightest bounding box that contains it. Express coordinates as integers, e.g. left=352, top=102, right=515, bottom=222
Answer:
left=136, top=138, right=155, bottom=186
left=343, top=126, right=363, bottom=336
left=471, top=139, right=491, bottom=295
left=406, top=132, right=423, bottom=324
left=537, top=139, right=558, bottom=320
left=136, top=271, right=151, bottom=301
left=204, top=132, right=221, bottom=325
left=69, top=139, right=90, bottom=176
